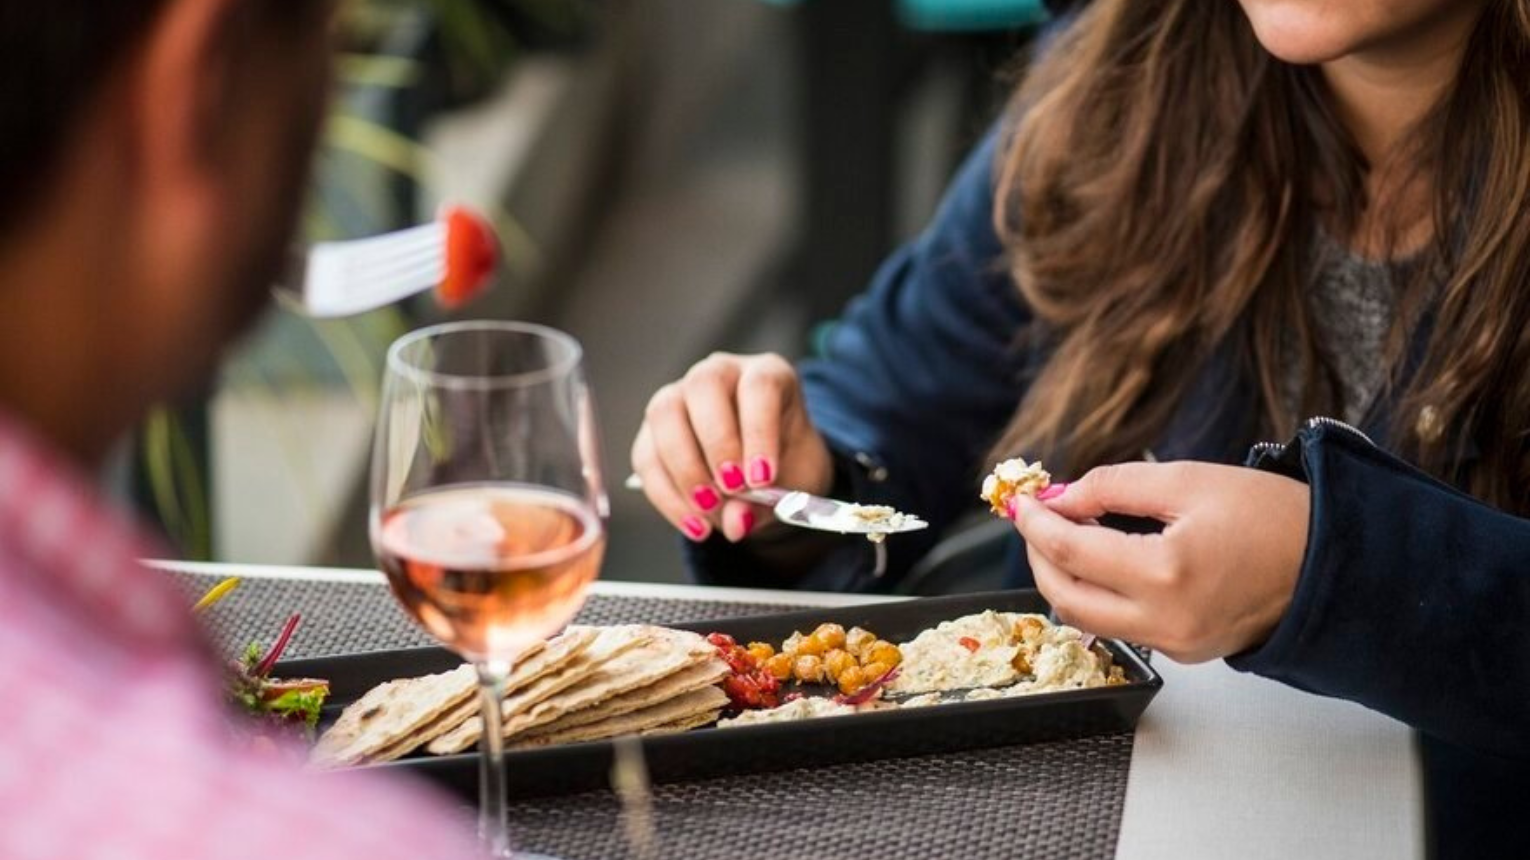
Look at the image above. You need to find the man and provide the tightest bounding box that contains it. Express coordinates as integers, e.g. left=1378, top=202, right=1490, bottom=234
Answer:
left=0, top=3, right=481, bottom=857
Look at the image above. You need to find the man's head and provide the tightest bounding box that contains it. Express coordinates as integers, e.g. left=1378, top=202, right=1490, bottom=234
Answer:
left=0, top=0, right=334, bottom=461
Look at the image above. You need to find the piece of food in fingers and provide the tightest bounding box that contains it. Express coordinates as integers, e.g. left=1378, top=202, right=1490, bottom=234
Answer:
left=980, top=457, right=1051, bottom=516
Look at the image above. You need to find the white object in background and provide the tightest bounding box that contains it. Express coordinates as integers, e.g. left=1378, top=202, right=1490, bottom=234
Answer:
left=1115, top=657, right=1424, bottom=860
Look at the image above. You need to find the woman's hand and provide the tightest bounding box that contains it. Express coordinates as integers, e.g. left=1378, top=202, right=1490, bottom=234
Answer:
left=1010, top=461, right=1310, bottom=663
left=631, top=352, right=833, bottom=544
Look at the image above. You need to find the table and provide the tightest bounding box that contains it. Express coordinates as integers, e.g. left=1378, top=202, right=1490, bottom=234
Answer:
left=153, top=561, right=1424, bottom=859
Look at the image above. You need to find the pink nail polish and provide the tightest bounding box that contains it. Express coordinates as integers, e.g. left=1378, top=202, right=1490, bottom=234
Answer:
left=718, top=461, right=745, bottom=491
left=692, top=485, right=720, bottom=511
left=739, top=508, right=756, bottom=536
left=1037, top=482, right=1068, bottom=502
left=1004, top=498, right=1018, bottom=520
left=748, top=456, right=774, bottom=485
left=681, top=515, right=708, bottom=540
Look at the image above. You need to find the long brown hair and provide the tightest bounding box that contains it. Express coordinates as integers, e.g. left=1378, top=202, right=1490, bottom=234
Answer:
left=991, top=0, right=1530, bottom=514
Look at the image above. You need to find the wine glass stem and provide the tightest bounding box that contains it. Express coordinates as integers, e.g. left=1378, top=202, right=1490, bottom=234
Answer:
left=476, top=660, right=514, bottom=858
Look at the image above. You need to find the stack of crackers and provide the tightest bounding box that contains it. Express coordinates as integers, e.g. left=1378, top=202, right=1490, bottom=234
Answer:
left=310, top=624, right=730, bottom=767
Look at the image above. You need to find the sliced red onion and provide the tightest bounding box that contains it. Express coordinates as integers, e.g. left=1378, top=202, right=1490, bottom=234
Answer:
left=833, top=666, right=901, bottom=706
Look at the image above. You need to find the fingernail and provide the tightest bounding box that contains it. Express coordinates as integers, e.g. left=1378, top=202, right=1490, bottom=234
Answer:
left=748, top=456, right=774, bottom=485
left=739, top=508, right=756, bottom=537
left=1004, top=497, right=1018, bottom=520
left=692, top=485, right=720, bottom=511
left=681, top=515, right=709, bottom=541
left=1037, top=483, right=1069, bottom=502
left=718, top=461, right=745, bottom=491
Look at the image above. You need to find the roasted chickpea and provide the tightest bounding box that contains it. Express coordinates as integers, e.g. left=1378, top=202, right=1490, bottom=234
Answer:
left=746, top=642, right=776, bottom=663
left=795, top=633, right=827, bottom=657
left=867, top=641, right=901, bottom=668
left=1012, top=650, right=1033, bottom=675
left=793, top=654, right=826, bottom=684
left=824, top=648, right=856, bottom=682
left=1014, top=616, right=1045, bottom=642
left=764, top=653, right=794, bottom=681
left=811, top=623, right=847, bottom=650
left=860, top=661, right=890, bottom=682
left=837, top=665, right=867, bottom=695
left=845, top=626, right=876, bottom=657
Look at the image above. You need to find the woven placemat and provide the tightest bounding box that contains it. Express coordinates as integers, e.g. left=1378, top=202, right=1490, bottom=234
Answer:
left=165, top=569, right=1132, bottom=860
left=169, top=572, right=800, bottom=659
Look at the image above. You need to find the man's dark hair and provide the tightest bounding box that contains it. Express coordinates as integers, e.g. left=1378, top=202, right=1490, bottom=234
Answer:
left=0, top=3, right=170, bottom=235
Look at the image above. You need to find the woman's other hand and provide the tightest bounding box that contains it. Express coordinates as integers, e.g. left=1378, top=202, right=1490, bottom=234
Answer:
left=1011, top=462, right=1309, bottom=662
left=631, top=352, right=833, bottom=544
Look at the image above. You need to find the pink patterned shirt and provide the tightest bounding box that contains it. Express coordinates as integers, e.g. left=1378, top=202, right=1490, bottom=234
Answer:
left=0, top=414, right=484, bottom=860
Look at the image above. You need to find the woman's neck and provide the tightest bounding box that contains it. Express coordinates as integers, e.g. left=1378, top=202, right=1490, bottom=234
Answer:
left=1319, top=3, right=1482, bottom=256
left=1320, top=5, right=1481, bottom=168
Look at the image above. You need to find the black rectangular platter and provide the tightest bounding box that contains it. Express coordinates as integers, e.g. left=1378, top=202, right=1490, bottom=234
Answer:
left=278, top=590, right=1162, bottom=801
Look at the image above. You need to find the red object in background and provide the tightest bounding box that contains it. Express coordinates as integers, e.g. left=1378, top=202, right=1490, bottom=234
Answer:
left=436, top=206, right=499, bottom=308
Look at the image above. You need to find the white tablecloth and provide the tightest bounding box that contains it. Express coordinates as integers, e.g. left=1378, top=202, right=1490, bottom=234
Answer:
left=1115, top=657, right=1424, bottom=859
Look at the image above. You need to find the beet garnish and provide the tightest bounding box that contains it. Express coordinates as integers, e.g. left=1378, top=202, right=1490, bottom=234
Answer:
left=253, top=612, right=301, bottom=678
left=228, top=613, right=329, bottom=740
left=834, top=666, right=901, bottom=706
left=258, top=678, right=330, bottom=702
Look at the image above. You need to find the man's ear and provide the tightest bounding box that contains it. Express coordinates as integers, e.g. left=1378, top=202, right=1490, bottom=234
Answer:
left=123, top=0, right=243, bottom=265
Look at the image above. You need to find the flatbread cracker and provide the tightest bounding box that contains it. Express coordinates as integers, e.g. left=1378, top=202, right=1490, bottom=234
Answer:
left=502, top=626, right=601, bottom=697
left=311, top=664, right=477, bottom=767
left=427, top=625, right=653, bottom=755
left=402, top=625, right=599, bottom=751
left=366, top=693, right=480, bottom=764
left=498, top=627, right=719, bottom=740
left=525, top=656, right=729, bottom=736
left=314, top=627, right=596, bottom=766
left=640, top=709, right=724, bottom=737
left=510, top=685, right=728, bottom=749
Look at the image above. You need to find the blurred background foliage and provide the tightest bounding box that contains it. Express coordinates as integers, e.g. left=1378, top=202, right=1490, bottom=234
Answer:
left=138, top=0, right=595, bottom=560
left=132, top=0, right=1042, bottom=582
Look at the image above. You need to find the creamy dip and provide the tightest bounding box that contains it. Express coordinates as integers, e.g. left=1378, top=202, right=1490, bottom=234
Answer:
left=1015, top=640, right=1106, bottom=693
left=801, top=502, right=920, bottom=542
left=887, top=611, right=1030, bottom=694
left=717, top=697, right=856, bottom=728
left=887, top=611, right=1108, bottom=696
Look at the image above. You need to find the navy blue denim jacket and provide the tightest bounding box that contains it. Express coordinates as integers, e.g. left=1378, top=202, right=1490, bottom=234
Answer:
left=686, top=127, right=1529, bottom=779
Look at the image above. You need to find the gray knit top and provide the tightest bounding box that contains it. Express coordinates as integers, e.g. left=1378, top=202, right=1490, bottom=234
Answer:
left=1282, top=233, right=1401, bottom=426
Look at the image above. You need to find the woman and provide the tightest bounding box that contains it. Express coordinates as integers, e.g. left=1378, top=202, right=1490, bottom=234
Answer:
left=632, top=0, right=1526, bottom=846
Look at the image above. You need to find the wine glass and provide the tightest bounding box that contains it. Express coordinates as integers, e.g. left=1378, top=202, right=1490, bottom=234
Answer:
left=370, top=321, right=607, bottom=858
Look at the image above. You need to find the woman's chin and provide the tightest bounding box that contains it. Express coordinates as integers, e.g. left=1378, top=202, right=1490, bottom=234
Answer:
left=1237, top=1, right=1365, bottom=65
